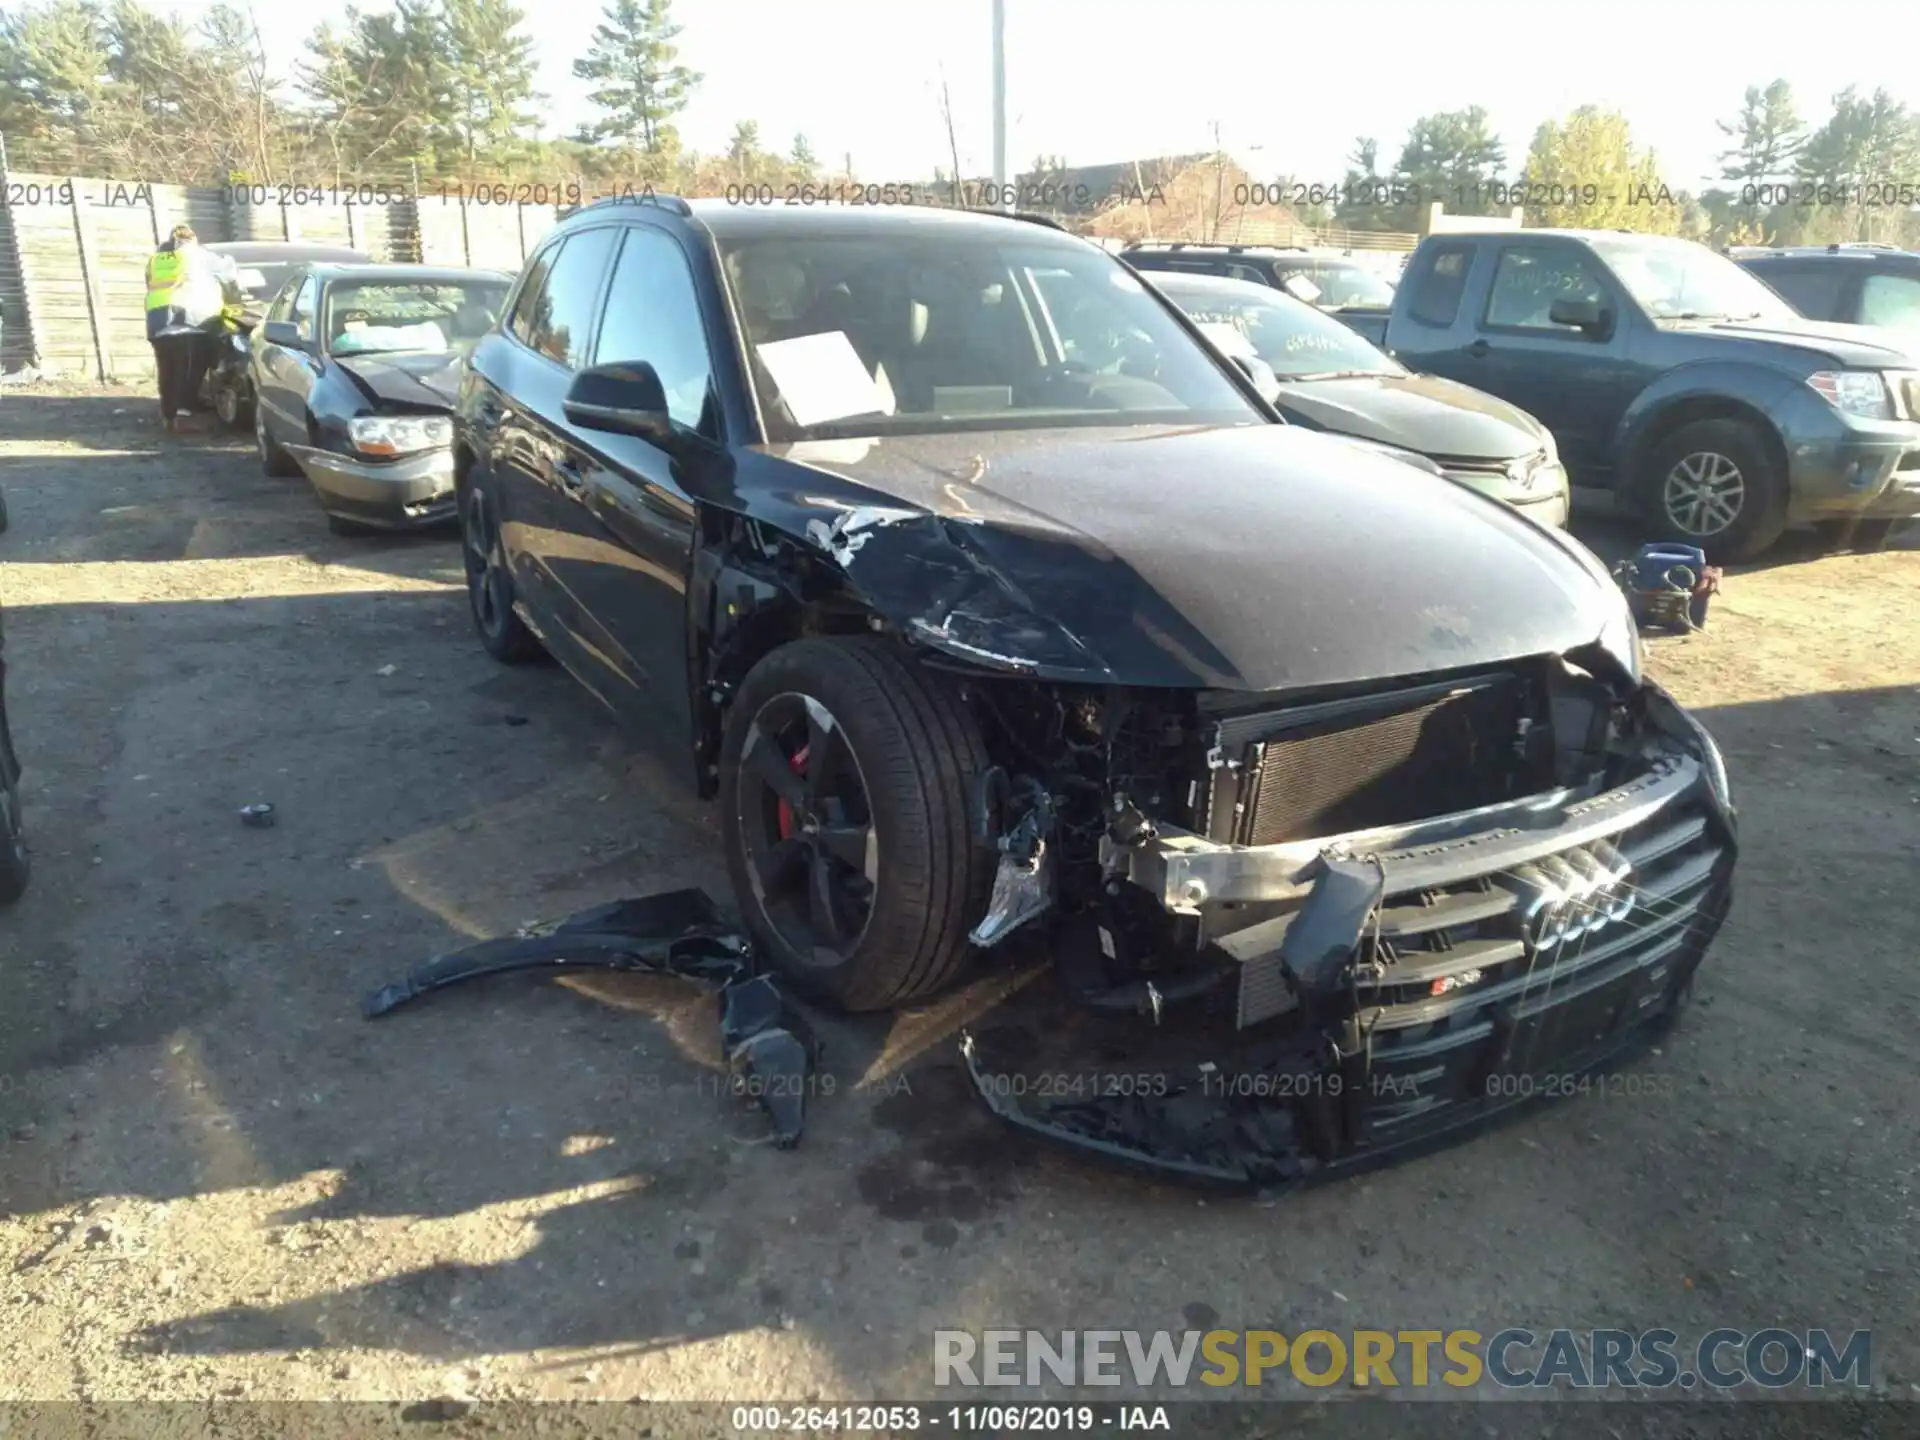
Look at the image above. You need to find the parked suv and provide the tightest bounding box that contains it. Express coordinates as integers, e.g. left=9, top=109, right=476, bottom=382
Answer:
left=451, top=197, right=1735, bottom=1185
left=1123, top=242, right=1398, bottom=311
left=1339, top=229, right=1920, bottom=558
left=1733, top=244, right=1920, bottom=347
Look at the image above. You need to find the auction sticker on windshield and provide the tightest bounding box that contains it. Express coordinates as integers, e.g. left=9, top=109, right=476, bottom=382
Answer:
left=756, top=331, right=895, bottom=427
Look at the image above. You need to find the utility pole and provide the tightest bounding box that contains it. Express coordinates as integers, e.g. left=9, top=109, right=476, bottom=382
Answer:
left=1211, top=121, right=1224, bottom=241
left=991, top=0, right=1008, bottom=208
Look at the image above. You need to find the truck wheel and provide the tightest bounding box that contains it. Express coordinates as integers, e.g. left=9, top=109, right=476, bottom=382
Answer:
left=719, top=636, right=994, bottom=1012
left=1640, top=419, right=1787, bottom=562
left=1814, top=518, right=1898, bottom=553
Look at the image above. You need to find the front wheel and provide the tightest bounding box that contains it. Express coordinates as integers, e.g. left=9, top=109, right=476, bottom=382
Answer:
left=214, top=377, right=251, bottom=431
left=255, top=406, right=300, bottom=477
left=1639, top=419, right=1788, bottom=562
left=719, top=637, right=995, bottom=1012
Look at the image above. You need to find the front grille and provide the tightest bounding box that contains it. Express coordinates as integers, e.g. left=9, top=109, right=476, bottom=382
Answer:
left=1313, top=794, right=1728, bottom=1137
left=1234, top=787, right=1728, bottom=1025
left=1239, top=679, right=1521, bottom=845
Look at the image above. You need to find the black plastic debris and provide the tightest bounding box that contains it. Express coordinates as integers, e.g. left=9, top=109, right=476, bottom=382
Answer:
left=361, top=888, right=819, bottom=1147
left=238, top=803, right=276, bottom=828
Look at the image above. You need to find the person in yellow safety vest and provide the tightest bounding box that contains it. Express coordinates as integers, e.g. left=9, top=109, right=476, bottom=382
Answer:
left=145, top=224, right=241, bottom=434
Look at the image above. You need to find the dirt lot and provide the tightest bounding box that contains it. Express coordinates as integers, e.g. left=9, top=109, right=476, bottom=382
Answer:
left=1, top=385, right=1917, bottom=1428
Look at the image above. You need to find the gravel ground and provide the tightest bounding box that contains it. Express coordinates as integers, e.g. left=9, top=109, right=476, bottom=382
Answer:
left=0, top=385, right=1916, bottom=1435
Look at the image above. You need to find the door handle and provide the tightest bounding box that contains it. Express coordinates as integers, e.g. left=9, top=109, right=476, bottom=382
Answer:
left=1465, top=339, right=1491, bottom=358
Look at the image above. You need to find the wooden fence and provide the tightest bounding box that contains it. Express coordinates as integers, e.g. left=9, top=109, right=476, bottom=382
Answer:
left=0, top=171, right=563, bottom=380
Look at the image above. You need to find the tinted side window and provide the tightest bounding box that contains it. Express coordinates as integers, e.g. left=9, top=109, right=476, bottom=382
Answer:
left=1405, top=243, right=1474, bottom=327
left=1749, top=263, right=1848, bottom=319
left=593, top=226, right=717, bottom=432
left=1858, top=272, right=1920, bottom=335
left=1484, top=246, right=1607, bottom=329
left=508, top=243, right=558, bottom=346
left=516, top=226, right=619, bottom=368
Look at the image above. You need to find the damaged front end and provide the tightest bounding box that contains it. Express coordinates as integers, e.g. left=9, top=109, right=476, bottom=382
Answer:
left=953, top=649, right=1737, bottom=1191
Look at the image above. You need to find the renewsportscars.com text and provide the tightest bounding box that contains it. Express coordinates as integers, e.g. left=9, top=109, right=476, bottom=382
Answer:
left=933, top=1327, right=1870, bottom=1391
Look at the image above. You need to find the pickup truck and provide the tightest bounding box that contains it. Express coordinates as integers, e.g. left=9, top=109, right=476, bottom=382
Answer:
left=1337, top=228, right=1920, bottom=557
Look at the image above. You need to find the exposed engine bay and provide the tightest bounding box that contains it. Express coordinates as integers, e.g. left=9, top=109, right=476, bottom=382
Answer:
left=931, top=647, right=1737, bottom=1188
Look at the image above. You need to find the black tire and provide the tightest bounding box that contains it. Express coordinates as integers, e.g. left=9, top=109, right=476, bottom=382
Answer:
left=459, top=477, right=542, bottom=663
left=719, top=636, right=995, bottom=1012
left=1814, top=517, right=1898, bottom=553
left=1639, top=418, right=1788, bottom=562
left=0, top=777, right=28, bottom=907
left=255, top=406, right=300, bottom=477
left=214, top=378, right=252, bottom=432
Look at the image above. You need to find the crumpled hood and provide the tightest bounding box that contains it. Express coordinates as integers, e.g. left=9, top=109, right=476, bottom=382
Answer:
left=333, top=351, right=462, bottom=410
left=769, top=422, right=1621, bottom=691
left=1276, top=372, right=1549, bottom=460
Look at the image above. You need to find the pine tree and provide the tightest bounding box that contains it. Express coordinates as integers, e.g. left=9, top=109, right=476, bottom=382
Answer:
left=570, top=0, right=700, bottom=154
left=0, top=0, right=109, bottom=170
left=438, top=0, right=540, bottom=170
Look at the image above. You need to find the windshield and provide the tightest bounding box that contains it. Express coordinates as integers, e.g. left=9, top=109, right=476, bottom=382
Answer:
left=1155, top=278, right=1402, bottom=380
left=1276, top=263, right=1397, bottom=310
left=323, top=279, right=511, bottom=356
left=719, top=232, right=1259, bottom=440
left=1592, top=237, right=1796, bottom=322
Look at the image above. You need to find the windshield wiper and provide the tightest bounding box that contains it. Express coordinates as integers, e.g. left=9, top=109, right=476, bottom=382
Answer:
left=1288, top=369, right=1390, bottom=381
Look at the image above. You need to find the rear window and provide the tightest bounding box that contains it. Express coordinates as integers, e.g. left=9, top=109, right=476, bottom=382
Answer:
left=1741, top=262, right=1848, bottom=320
left=1272, top=263, right=1395, bottom=310
left=1405, top=243, right=1475, bottom=327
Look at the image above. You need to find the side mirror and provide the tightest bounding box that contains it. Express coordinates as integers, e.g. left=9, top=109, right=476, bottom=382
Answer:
left=564, top=361, right=672, bottom=441
left=261, top=320, right=302, bottom=348
left=1229, top=352, right=1283, bottom=404
left=1548, top=296, right=1609, bottom=335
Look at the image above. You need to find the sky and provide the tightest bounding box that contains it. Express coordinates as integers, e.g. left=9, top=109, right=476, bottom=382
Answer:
left=137, top=0, right=1920, bottom=190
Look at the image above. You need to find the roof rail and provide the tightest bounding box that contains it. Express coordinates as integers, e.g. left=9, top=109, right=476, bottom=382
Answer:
left=967, top=208, right=1066, bottom=232
left=572, top=190, right=694, bottom=217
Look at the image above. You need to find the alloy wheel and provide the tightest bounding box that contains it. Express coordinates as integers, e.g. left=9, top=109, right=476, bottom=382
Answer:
left=1662, top=451, right=1746, bottom=537
left=461, top=488, right=511, bottom=637
left=737, top=693, right=878, bottom=966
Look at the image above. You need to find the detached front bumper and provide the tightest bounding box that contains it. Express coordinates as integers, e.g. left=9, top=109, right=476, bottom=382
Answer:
left=964, top=715, right=1736, bottom=1190
left=286, top=445, right=458, bottom=529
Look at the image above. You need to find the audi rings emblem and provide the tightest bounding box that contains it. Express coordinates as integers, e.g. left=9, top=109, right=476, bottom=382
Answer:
left=1502, top=841, right=1635, bottom=951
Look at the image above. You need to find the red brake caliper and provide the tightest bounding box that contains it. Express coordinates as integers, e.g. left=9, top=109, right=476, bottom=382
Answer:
left=774, top=744, right=810, bottom=839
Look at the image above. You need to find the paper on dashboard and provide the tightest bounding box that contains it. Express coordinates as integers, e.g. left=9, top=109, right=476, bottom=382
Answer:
left=755, top=331, right=896, bottom=427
